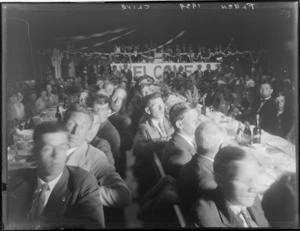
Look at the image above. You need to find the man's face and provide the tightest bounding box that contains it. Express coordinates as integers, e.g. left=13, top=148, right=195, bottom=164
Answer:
left=276, top=95, right=285, bottom=111
left=17, top=93, right=24, bottom=103
left=141, top=85, right=151, bottom=97
left=10, top=95, right=18, bottom=104
left=46, top=84, right=52, bottom=93
left=64, top=112, right=92, bottom=148
left=180, top=109, right=200, bottom=137
left=147, top=97, right=165, bottom=120
left=93, top=103, right=110, bottom=123
left=79, top=92, right=88, bottom=106
left=41, top=91, right=47, bottom=99
left=111, top=89, right=126, bottom=112
left=221, top=160, right=261, bottom=207
left=36, top=132, right=68, bottom=178
left=260, top=84, right=273, bottom=99
left=207, top=64, right=211, bottom=70
left=105, top=84, right=115, bottom=96
left=96, top=80, right=104, bottom=88
left=198, top=65, right=202, bottom=70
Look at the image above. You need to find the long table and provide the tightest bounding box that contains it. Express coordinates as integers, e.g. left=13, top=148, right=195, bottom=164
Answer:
left=200, top=108, right=296, bottom=198
left=6, top=105, right=297, bottom=198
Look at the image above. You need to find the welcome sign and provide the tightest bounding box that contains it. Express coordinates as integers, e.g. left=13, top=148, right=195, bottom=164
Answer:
left=111, top=62, right=220, bottom=79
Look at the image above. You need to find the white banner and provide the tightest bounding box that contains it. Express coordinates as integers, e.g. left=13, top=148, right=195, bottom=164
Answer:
left=111, top=62, right=220, bottom=79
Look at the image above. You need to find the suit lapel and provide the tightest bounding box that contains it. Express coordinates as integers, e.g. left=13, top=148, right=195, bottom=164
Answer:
left=173, top=133, right=196, bottom=156
left=66, top=142, right=88, bottom=168
left=197, top=155, right=214, bottom=174
left=214, top=188, right=244, bottom=227
left=43, top=168, right=71, bottom=218
left=247, top=196, right=269, bottom=227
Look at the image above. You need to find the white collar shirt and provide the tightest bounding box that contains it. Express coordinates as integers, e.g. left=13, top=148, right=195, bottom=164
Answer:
left=37, top=172, right=63, bottom=207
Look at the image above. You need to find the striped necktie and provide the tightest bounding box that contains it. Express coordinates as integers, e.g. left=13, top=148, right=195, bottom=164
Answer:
left=240, top=208, right=258, bottom=227
left=28, top=183, right=50, bottom=219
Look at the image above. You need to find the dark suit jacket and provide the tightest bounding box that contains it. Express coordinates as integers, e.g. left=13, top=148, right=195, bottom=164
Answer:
left=274, top=108, right=293, bottom=138
left=90, top=136, right=115, bottom=166
left=97, top=119, right=121, bottom=159
left=177, top=154, right=217, bottom=213
left=203, top=69, right=215, bottom=78
left=188, top=187, right=269, bottom=228
left=109, top=112, right=133, bottom=151
left=7, top=166, right=104, bottom=229
left=162, top=133, right=196, bottom=179
left=121, top=69, right=132, bottom=84
left=255, top=98, right=277, bottom=134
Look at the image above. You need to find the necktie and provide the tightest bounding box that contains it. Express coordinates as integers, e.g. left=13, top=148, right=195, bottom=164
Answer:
left=240, top=209, right=258, bottom=227
left=28, top=183, right=50, bottom=219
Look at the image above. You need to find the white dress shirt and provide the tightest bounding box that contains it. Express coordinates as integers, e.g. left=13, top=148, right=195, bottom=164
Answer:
left=151, top=118, right=167, bottom=137
left=226, top=200, right=249, bottom=227
left=37, top=172, right=63, bottom=207
left=200, top=155, right=214, bottom=163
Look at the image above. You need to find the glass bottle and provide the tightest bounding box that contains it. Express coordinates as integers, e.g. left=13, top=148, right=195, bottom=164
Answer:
left=244, top=121, right=252, bottom=145
left=236, top=122, right=243, bottom=143
left=253, top=114, right=262, bottom=144
left=55, top=105, right=62, bottom=123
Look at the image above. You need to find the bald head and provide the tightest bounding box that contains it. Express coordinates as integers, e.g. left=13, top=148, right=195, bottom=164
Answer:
left=195, top=121, right=227, bottom=156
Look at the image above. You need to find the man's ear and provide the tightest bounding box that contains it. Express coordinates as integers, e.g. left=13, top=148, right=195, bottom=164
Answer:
left=175, top=120, right=182, bottom=130
left=107, top=108, right=112, bottom=117
left=214, top=173, right=222, bottom=187
left=145, top=107, right=150, bottom=115
left=270, top=88, right=273, bottom=95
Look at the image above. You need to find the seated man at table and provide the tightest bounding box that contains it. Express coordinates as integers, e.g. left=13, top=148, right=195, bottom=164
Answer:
left=177, top=121, right=227, bottom=213
left=93, top=94, right=121, bottom=162
left=35, top=91, right=48, bottom=114
left=109, top=87, right=133, bottom=178
left=7, top=122, right=104, bottom=229
left=63, top=103, right=131, bottom=208
left=255, top=82, right=277, bottom=134
left=133, top=92, right=174, bottom=198
left=162, top=102, right=200, bottom=179
left=188, top=146, right=269, bottom=228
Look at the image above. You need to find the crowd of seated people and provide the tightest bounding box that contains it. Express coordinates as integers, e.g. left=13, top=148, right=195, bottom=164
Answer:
left=108, top=42, right=266, bottom=66
left=6, top=42, right=297, bottom=228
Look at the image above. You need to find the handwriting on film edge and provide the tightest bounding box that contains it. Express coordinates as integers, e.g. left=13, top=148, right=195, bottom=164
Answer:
left=121, top=3, right=255, bottom=11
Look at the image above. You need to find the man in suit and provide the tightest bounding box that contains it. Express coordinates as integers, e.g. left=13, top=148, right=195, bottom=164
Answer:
left=203, top=64, right=215, bottom=79
left=7, top=122, right=104, bottom=229
left=188, top=146, right=269, bottom=228
left=85, top=112, right=115, bottom=166
left=109, top=88, right=133, bottom=178
left=121, top=63, right=132, bottom=85
left=93, top=94, right=121, bottom=162
left=133, top=92, right=174, bottom=198
left=63, top=103, right=130, bottom=209
left=162, top=102, right=200, bottom=179
left=193, top=64, right=204, bottom=80
left=255, top=82, right=277, bottom=134
left=177, top=121, right=227, bottom=213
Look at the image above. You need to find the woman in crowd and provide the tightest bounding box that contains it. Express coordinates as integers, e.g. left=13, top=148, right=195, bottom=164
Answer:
left=45, top=83, right=59, bottom=107
left=35, top=90, right=48, bottom=113
left=7, top=91, right=26, bottom=122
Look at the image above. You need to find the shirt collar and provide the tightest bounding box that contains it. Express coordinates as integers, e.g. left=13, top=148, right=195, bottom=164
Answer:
left=67, top=141, right=87, bottom=156
left=262, top=96, right=271, bottom=101
left=151, top=118, right=164, bottom=127
left=225, top=199, right=246, bottom=216
left=37, top=171, right=63, bottom=191
left=177, top=132, right=195, bottom=148
left=200, top=155, right=214, bottom=163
